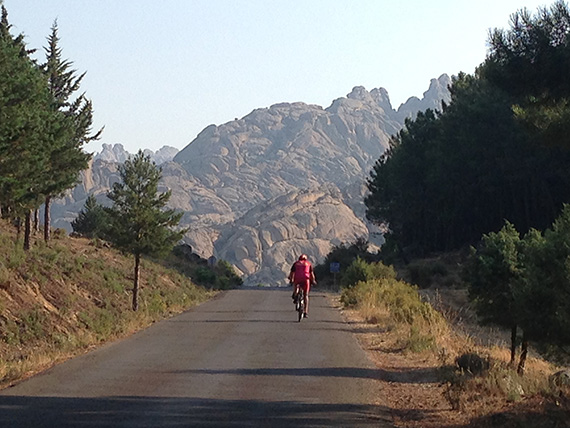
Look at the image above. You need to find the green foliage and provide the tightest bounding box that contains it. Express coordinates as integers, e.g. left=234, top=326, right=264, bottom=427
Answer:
left=467, top=207, right=570, bottom=363
left=407, top=324, right=437, bottom=353
left=71, top=195, right=110, bottom=239
left=194, top=266, right=216, bottom=285
left=106, top=150, right=186, bottom=310
left=467, top=221, right=522, bottom=329
left=6, top=245, right=25, bottom=269
left=314, top=237, right=379, bottom=287
left=0, top=7, right=99, bottom=251
left=213, top=259, right=243, bottom=289
left=39, top=22, right=99, bottom=240
left=516, top=205, right=570, bottom=357
left=192, top=260, right=243, bottom=290
left=0, top=8, right=56, bottom=218
left=366, top=5, right=570, bottom=258
left=20, top=307, right=47, bottom=341
left=106, top=151, right=186, bottom=258
left=484, top=1, right=570, bottom=148
left=340, top=267, right=437, bottom=326
left=407, top=261, right=448, bottom=289
left=340, top=265, right=445, bottom=353
left=340, top=257, right=396, bottom=288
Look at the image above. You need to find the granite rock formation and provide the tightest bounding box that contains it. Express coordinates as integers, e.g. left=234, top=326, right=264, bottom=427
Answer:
left=53, top=75, right=451, bottom=285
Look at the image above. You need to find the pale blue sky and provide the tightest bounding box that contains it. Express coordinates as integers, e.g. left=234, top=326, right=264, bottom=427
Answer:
left=4, top=0, right=552, bottom=154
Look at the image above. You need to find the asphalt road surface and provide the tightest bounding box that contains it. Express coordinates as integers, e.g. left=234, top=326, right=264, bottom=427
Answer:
left=0, top=288, right=393, bottom=427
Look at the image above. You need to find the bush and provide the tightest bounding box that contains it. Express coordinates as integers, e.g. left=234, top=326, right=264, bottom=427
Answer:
left=214, top=260, right=243, bottom=289
left=341, top=276, right=440, bottom=326
left=194, top=267, right=216, bottom=285
left=341, top=257, right=396, bottom=288
left=455, top=352, right=490, bottom=375
left=340, top=259, right=448, bottom=354
left=314, top=237, right=380, bottom=288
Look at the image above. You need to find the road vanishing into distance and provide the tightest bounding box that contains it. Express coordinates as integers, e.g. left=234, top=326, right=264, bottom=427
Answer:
left=0, top=288, right=393, bottom=427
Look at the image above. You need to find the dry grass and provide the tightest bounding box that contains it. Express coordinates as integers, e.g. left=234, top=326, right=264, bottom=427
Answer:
left=339, top=269, right=570, bottom=427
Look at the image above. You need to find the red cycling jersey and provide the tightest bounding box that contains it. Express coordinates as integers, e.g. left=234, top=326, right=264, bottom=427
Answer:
left=291, top=260, right=313, bottom=292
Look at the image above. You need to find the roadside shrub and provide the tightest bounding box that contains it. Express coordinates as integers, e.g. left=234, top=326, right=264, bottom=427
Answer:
left=455, top=352, right=490, bottom=375
left=341, top=257, right=396, bottom=288
left=214, top=260, right=243, bottom=288
left=314, top=237, right=380, bottom=287
left=52, top=228, right=67, bottom=239
left=341, top=259, right=448, bottom=353
left=194, top=267, right=216, bottom=285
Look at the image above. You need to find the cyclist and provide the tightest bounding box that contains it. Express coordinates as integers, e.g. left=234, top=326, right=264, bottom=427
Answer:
left=289, top=254, right=316, bottom=318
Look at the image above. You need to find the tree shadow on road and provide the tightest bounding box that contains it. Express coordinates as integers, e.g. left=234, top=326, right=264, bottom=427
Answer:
left=0, top=395, right=394, bottom=427
left=169, top=366, right=439, bottom=384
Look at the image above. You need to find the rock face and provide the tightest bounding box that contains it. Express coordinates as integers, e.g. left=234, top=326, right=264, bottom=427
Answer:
left=53, top=75, right=451, bottom=285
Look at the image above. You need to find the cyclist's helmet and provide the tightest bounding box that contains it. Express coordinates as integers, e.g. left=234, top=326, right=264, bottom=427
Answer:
left=299, top=254, right=308, bottom=261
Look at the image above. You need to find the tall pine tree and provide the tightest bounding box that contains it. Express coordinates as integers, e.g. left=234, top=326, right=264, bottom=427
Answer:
left=0, top=5, right=55, bottom=249
left=41, top=21, right=101, bottom=242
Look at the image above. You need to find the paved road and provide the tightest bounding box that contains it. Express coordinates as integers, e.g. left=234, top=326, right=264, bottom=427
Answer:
left=0, top=288, right=393, bottom=427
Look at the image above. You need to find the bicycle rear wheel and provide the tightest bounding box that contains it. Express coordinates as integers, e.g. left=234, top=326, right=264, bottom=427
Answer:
left=297, top=291, right=304, bottom=322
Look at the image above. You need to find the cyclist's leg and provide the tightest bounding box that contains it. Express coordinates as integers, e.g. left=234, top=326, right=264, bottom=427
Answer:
left=292, top=282, right=300, bottom=301
left=302, top=280, right=310, bottom=315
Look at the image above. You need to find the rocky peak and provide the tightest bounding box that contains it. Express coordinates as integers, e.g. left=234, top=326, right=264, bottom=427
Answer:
left=370, top=87, right=393, bottom=113
left=397, top=73, right=451, bottom=120
left=95, top=143, right=131, bottom=164
left=93, top=143, right=179, bottom=165
left=347, top=86, right=376, bottom=105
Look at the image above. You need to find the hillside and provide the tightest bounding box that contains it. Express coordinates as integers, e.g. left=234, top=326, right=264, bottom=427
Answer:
left=0, top=220, right=215, bottom=387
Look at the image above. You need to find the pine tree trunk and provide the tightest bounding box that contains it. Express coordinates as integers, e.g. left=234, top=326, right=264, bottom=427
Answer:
left=44, top=195, right=51, bottom=242
left=510, top=324, right=517, bottom=366
left=517, top=331, right=529, bottom=375
left=24, top=211, right=31, bottom=251
left=132, top=253, right=141, bottom=311
left=33, top=209, right=39, bottom=233
left=15, top=217, right=21, bottom=242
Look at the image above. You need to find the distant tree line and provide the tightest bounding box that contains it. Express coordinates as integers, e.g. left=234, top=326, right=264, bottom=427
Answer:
left=0, top=6, right=100, bottom=249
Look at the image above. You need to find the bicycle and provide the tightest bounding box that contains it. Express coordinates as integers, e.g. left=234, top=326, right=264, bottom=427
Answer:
left=295, top=288, right=305, bottom=322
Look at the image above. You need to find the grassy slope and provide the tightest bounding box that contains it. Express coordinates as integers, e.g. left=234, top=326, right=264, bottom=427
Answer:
left=341, top=256, right=570, bottom=427
left=0, top=220, right=215, bottom=388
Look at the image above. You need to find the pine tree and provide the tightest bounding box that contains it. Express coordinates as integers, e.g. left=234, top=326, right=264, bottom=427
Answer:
left=467, top=222, right=523, bottom=368
left=106, top=151, right=186, bottom=310
left=71, top=194, right=109, bottom=239
left=40, top=21, right=101, bottom=242
left=0, top=5, right=54, bottom=247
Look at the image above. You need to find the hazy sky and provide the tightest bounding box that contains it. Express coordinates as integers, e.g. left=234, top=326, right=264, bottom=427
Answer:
left=4, top=1, right=552, bottom=154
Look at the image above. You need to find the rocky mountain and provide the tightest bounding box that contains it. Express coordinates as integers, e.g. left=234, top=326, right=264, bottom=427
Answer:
left=53, top=74, right=451, bottom=285
left=94, top=143, right=179, bottom=165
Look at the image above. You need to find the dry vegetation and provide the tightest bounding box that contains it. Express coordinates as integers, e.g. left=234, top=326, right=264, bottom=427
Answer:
left=337, top=255, right=570, bottom=427
left=0, top=219, right=215, bottom=389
